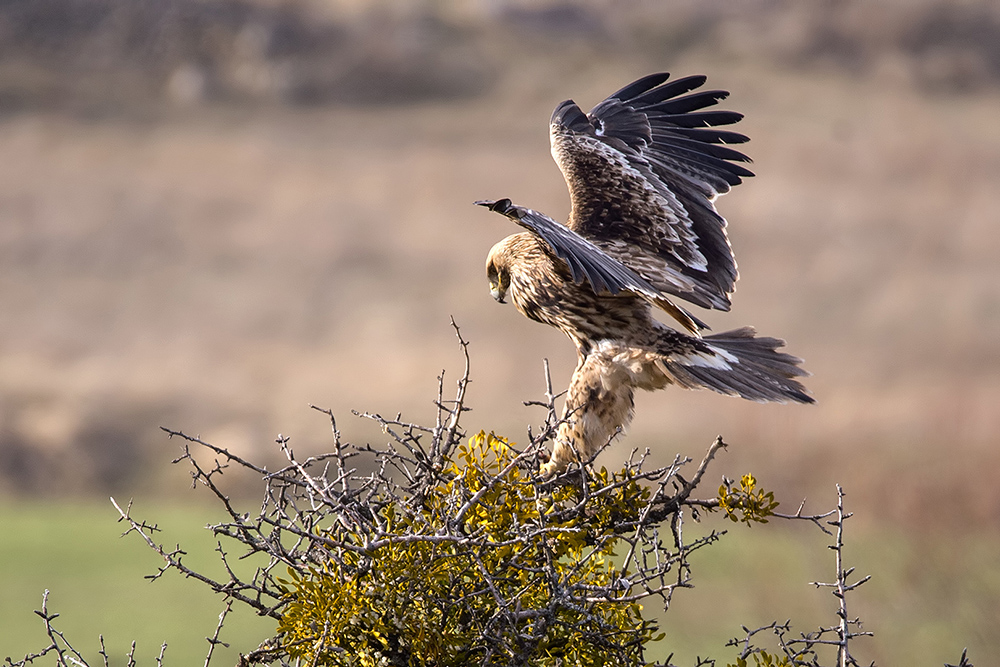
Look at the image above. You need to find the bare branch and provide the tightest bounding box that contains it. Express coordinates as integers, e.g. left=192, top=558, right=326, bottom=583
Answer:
left=203, top=602, right=232, bottom=667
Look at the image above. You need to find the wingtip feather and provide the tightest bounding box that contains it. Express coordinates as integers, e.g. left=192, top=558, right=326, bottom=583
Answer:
left=608, top=72, right=672, bottom=101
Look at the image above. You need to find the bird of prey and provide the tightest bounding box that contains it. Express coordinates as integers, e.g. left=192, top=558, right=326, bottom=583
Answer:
left=476, top=72, right=813, bottom=475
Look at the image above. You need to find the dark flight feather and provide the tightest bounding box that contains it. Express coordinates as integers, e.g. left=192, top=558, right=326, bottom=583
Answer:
left=606, top=72, right=674, bottom=101
left=648, top=110, right=746, bottom=128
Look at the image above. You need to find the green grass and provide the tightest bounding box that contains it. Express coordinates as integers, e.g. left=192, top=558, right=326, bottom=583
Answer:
left=0, top=499, right=275, bottom=665
left=645, top=520, right=1000, bottom=666
left=2, top=500, right=998, bottom=666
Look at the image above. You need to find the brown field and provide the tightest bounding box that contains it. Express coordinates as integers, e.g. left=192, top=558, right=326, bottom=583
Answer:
left=0, top=0, right=999, bottom=662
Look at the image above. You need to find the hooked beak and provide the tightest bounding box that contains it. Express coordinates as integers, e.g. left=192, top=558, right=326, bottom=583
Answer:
left=475, top=198, right=513, bottom=215
left=490, top=285, right=506, bottom=304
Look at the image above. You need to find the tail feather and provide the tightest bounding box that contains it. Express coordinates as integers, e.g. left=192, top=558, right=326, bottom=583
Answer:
left=542, top=328, right=812, bottom=475
left=662, top=326, right=814, bottom=404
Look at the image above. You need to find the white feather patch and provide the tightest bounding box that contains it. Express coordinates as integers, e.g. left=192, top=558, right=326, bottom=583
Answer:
left=672, top=345, right=738, bottom=370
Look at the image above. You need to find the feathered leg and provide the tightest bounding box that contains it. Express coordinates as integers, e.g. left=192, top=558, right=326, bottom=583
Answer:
left=543, top=347, right=636, bottom=476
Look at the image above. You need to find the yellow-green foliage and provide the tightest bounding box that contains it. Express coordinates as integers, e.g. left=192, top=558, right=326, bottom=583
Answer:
left=717, top=473, right=779, bottom=525
left=726, top=650, right=794, bottom=667
left=276, top=431, right=662, bottom=666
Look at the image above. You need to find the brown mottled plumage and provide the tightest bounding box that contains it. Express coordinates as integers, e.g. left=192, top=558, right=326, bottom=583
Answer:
left=478, top=73, right=813, bottom=474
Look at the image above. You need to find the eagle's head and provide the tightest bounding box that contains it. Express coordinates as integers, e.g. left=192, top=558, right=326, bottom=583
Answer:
left=485, top=240, right=512, bottom=304
left=478, top=199, right=519, bottom=305
left=485, top=233, right=551, bottom=308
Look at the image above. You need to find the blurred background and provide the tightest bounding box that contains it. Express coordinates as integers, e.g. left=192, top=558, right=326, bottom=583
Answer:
left=1, top=0, right=998, bottom=664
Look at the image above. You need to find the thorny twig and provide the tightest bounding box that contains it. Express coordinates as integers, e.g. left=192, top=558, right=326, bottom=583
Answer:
left=203, top=602, right=232, bottom=667
left=809, top=485, right=873, bottom=667
left=726, top=485, right=877, bottom=667
left=4, top=591, right=93, bottom=667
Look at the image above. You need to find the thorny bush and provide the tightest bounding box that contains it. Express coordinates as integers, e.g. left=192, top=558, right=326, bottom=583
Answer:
left=5, top=326, right=976, bottom=667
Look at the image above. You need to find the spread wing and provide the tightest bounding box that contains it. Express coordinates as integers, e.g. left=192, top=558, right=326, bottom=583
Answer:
left=550, top=72, right=753, bottom=311
left=475, top=198, right=707, bottom=334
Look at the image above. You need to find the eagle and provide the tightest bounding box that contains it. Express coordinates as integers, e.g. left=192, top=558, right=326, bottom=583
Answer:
left=476, top=72, right=813, bottom=475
